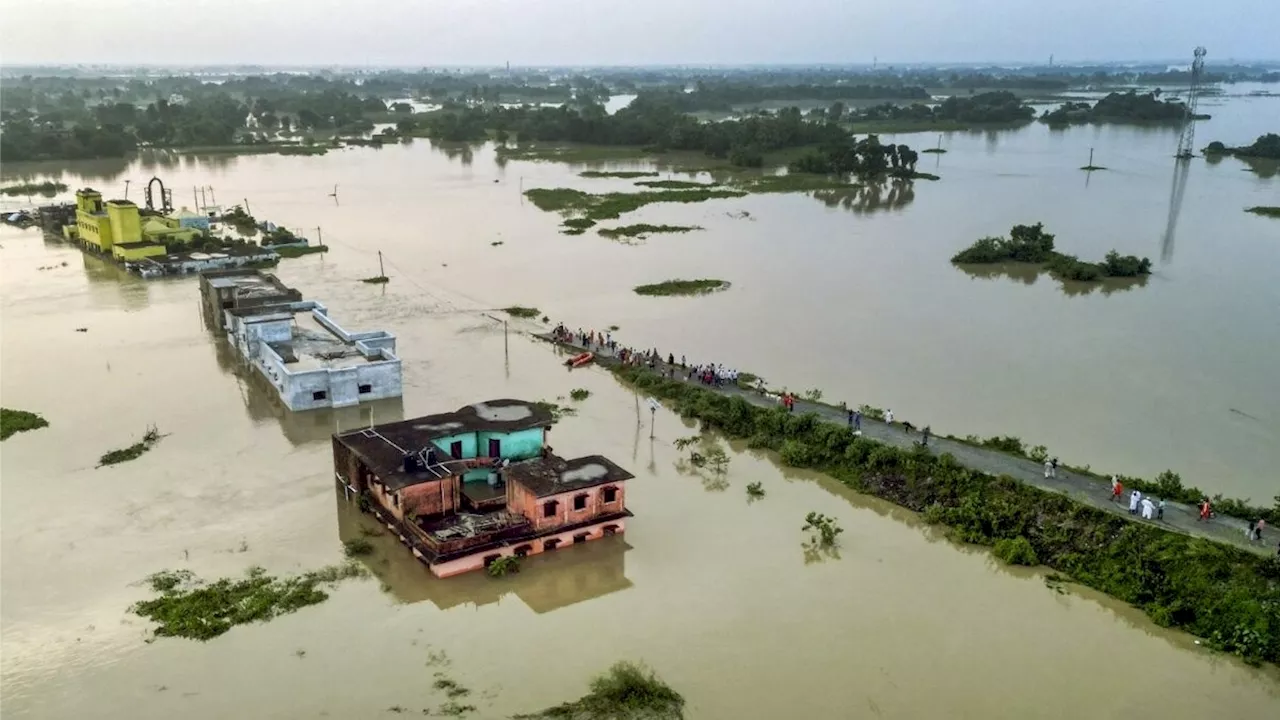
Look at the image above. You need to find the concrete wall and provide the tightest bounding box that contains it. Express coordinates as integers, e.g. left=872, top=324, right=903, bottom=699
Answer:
left=478, top=428, right=544, bottom=461
left=428, top=518, right=626, bottom=578
left=509, top=480, right=627, bottom=533
left=435, top=432, right=478, bottom=459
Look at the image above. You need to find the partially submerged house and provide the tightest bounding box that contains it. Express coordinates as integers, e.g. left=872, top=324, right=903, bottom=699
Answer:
left=199, top=269, right=402, bottom=411
left=332, top=400, right=634, bottom=578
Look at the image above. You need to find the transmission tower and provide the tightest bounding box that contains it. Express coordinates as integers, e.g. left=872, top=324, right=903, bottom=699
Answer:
left=1174, top=47, right=1207, bottom=159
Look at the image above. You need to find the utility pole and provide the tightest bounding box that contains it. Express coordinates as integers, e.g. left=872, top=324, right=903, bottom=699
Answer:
left=201, top=187, right=207, bottom=209
left=209, top=187, right=216, bottom=204
left=315, top=227, right=324, bottom=248
left=243, top=198, right=251, bottom=217
left=377, top=250, right=385, bottom=278
left=1088, top=147, right=1095, bottom=167
left=124, top=179, right=130, bottom=200
left=194, top=186, right=199, bottom=209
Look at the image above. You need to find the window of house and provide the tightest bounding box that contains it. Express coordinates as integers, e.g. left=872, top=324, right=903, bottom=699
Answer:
left=602, top=486, right=618, bottom=503
left=573, top=494, right=588, bottom=511
left=358, top=384, right=372, bottom=394
left=312, top=390, right=327, bottom=401
left=543, top=501, right=558, bottom=518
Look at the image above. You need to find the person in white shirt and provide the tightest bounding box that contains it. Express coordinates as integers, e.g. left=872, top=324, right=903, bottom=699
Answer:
left=1129, top=489, right=1142, bottom=515
left=885, top=409, right=894, bottom=425
left=1141, top=497, right=1155, bottom=520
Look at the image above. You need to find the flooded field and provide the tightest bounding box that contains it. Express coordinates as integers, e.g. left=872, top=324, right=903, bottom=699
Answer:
left=2, top=87, right=1279, bottom=717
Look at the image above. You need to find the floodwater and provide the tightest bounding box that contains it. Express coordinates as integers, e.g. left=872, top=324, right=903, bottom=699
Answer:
left=3, top=85, right=1280, bottom=717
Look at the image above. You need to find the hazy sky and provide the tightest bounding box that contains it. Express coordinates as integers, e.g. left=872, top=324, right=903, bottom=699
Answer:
left=2, top=0, right=1276, bottom=67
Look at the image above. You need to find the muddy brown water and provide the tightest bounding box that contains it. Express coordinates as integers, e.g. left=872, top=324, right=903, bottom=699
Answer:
left=3, top=86, right=1279, bottom=717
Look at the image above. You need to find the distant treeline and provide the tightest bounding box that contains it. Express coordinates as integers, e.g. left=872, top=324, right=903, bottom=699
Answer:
left=1040, top=91, right=1193, bottom=125
left=417, top=95, right=911, bottom=169
left=649, top=82, right=929, bottom=112
left=838, top=91, right=1035, bottom=126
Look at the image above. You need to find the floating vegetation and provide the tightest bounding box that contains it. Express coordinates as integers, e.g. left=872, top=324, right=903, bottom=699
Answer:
left=1, top=180, right=68, bottom=196
left=746, top=481, right=766, bottom=498
left=633, top=179, right=717, bottom=189
left=569, top=388, right=591, bottom=401
left=486, top=555, right=520, bottom=577
left=802, top=512, right=844, bottom=547
left=503, top=306, right=541, bottom=318
left=579, top=170, right=659, bottom=178
left=360, top=276, right=390, bottom=284
left=921, top=148, right=947, bottom=154
left=490, top=240, right=505, bottom=246
left=607, top=324, right=620, bottom=331
left=560, top=217, right=597, bottom=235
left=433, top=676, right=474, bottom=699
left=633, top=279, right=729, bottom=297
left=1245, top=206, right=1280, bottom=218
left=598, top=224, right=701, bottom=240
left=131, top=563, right=367, bottom=641
left=525, top=187, right=747, bottom=223
left=273, top=245, right=328, bottom=258
left=98, top=425, right=162, bottom=467
left=1080, top=165, right=1107, bottom=171
left=514, top=661, right=685, bottom=720
left=343, top=538, right=374, bottom=557
left=534, top=401, right=577, bottom=423
left=1, top=408, right=49, bottom=441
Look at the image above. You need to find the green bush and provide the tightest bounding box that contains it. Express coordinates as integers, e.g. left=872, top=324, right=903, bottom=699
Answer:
left=343, top=538, right=374, bottom=557
left=1, top=408, right=49, bottom=441
left=993, top=537, right=1039, bottom=566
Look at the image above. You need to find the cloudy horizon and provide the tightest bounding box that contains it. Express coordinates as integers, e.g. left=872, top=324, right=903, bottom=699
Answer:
left=1, top=0, right=1277, bottom=67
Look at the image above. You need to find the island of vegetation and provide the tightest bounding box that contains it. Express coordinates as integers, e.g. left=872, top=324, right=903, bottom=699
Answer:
left=598, top=224, right=701, bottom=240
left=1, top=180, right=68, bottom=196
left=579, top=170, right=658, bottom=178
left=503, top=306, right=541, bottom=319
left=131, top=563, right=366, bottom=641
left=514, top=661, right=684, bottom=720
left=633, top=279, right=729, bottom=296
left=1040, top=91, right=1202, bottom=126
left=612, top=364, right=1280, bottom=665
left=952, top=223, right=1152, bottom=283
left=1245, top=206, right=1280, bottom=218
left=835, top=91, right=1036, bottom=133
left=98, top=425, right=163, bottom=467
left=1, top=408, right=50, bottom=441
left=1204, top=133, right=1280, bottom=160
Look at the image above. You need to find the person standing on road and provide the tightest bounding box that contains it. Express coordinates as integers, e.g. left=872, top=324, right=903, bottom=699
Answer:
left=1129, top=489, right=1142, bottom=515
left=1157, top=498, right=1165, bottom=520
left=1050, top=457, right=1059, bottom=476
left=1141, top=496, right=1155, bottom=520
left=1044, top=458, right=1053, bottom=479
left=1198, top=498, right=1212, bottom=522
left=921, top=426, right=931, bottom=447
left=854, top=410, right=862, bottom=433
left=885, top=409, right=894, bottom=426
left=1110, top=476, right=1123, bottom=503
left=847, top=409, right=854, bottom=429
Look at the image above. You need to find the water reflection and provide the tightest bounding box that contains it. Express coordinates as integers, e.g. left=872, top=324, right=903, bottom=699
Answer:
left=1237, top=156, right=1279, bottom=179
left=81, top=252, right=150, bottom=310
left=1161, top=160, right=1192, bottom=263
left=428, top=139, right=478, bottom=166
left=334, top=492, right=633, bottom=613
left=955, top=262, right=1149, bottom=297
left=811, top=179, right=915, bottom=215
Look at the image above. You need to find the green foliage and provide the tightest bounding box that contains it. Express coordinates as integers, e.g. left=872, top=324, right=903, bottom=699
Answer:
left=1028, top=445, right=1049, bottom=463
left=1, top=408, right=50, bottom=441
left=514, top=661, right=685, bottom=720
left=220, top=205, right=258, bottom=233
left=504, top=306, right=540, bottom=318
left=598, top=224, right=701, bottom=239
left=610, top=364, right=1280, bottom=664
left=633, top=180, right=717, bottom=189
left=343, top=538, right=374, bottom=557
left=993, top=537, right=1040, bottom=566
left=274, top=244, right=328, bottom=258
left=579, top=170, right=659, bottom=178
left=525, top=187, right=748, bottom=223
left=1245, top=206, right=1280, bottom=218
left=858, top=405, right=886, bottom=421
left=633, top=279, right=729, bottom=296
left=1041, top=91, right=1191, bottom=125
left=953, top=223, right=1151, bottom=283
left=746, top=481, right=766, bottom=498
left=534, top=401, right=576, bottom=423
left=132, top=563, right=366, bottom=641
left=981, top=435, right=1026, bottom=455
left=360, top=275, right=390, bottom=284
left=1, top=180, right=68, bottom=196
left=487, top=555, right=520, bottom=577
left=569, top=388, right=591, bottom=401
left=802, top=388, right=823, bottom=402
left=98, top=425, right=161, bottom=467
left=802, top=512, right=844, bottom=547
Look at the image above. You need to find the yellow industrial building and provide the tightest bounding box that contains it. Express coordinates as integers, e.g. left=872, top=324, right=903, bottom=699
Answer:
left=65, top=188, right=200, bottom=261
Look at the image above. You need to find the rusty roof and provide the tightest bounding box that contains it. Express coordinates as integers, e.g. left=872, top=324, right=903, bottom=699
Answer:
left=505, top=454, right=634, bottom=498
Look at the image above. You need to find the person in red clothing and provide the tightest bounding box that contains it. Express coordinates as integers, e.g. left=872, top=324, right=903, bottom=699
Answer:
left=1199, top=498, right=1212, bottom=521
left=1110, top=476, right=1123, bottom=503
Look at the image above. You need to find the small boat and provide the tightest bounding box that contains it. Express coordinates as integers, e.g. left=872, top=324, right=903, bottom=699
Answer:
left=566, top=352, right=593, bottom=368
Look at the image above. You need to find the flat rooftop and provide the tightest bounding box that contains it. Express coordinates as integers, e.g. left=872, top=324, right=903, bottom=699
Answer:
left=270, top=312, right=376, bottom=371
left=204, top=270, right=294, bottom=298
left=506, top=454, right=634, bottom=498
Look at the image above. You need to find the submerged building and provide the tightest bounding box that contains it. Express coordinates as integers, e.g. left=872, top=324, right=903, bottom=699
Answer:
left=200, top=270, right=402, bottom=411
left=332, top=400, right=634, bottom=578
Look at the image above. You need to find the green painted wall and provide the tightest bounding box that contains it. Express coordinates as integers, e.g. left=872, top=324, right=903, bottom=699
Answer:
left=480, top=428, right=544, bottom=460
left=436, top=432, right=478, bottom=459
left=462, top=468, right=492, bottom=483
